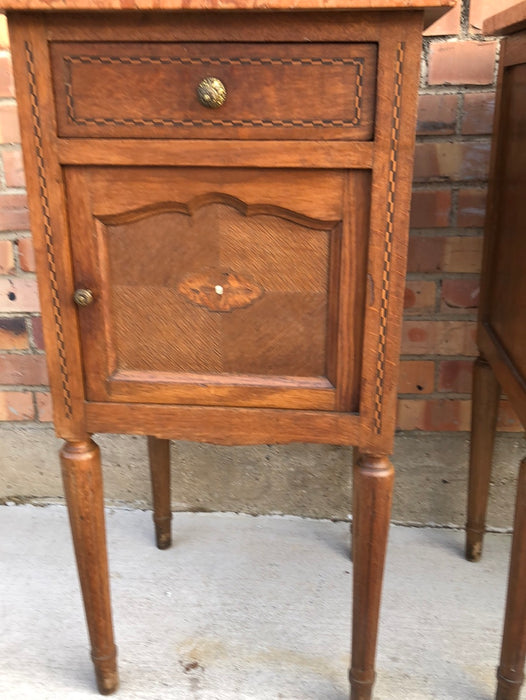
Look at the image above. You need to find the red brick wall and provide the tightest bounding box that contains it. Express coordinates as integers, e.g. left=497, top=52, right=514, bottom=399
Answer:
left=0, top=3, right=522, bottom=432
left=399, top=0, right=521, bottom=432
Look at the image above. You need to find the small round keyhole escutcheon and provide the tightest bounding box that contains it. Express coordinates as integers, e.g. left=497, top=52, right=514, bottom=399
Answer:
left=197, top=77, right=227, bottom=109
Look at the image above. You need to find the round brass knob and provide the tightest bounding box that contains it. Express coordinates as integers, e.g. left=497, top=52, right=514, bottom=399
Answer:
left=73, top=288, right=94, bottom=307
left=196, top=77, right=227, bottom=109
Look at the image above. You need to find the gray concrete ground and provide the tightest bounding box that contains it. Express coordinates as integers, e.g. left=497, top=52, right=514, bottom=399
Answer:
left=0, top=504, right=516, bottom=699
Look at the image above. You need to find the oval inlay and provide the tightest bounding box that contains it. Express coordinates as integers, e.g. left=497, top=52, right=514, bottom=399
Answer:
left=178, top=269, right=263, bottom=312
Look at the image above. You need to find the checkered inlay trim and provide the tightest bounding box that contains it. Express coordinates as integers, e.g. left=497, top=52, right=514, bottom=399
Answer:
left=373, top=42, right=405, bottom=435
left=63, top=53, right=365, bottom=129
left=26, top=42, right=73, bottom=418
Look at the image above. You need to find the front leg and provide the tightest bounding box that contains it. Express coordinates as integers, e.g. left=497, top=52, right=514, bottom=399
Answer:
left=60, top=438, right=118, bottom=695
left=496, top=457, right=526, bottom=700
left=350, top=451, right=394, bottom=700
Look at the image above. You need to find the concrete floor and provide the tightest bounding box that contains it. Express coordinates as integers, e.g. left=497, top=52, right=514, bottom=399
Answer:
left=0, top=504, right=515, bottom=699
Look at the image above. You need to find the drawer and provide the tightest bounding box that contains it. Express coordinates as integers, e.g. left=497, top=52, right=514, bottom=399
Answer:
left=50, top=41, right=377, bottom=140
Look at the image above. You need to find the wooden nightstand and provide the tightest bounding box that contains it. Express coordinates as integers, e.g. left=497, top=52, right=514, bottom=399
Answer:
left=4, top=1, right=452, bottom=697
left=466, top=3, right=526, bottom=699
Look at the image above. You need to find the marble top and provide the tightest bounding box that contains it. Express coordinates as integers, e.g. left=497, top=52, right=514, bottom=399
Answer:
left=484, top=1, right=526, bottom=36
left=0, top=0, right=454, bottom=15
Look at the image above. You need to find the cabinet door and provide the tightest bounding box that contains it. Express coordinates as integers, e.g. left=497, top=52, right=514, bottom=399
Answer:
left=67, top=166, right=368, bottom=411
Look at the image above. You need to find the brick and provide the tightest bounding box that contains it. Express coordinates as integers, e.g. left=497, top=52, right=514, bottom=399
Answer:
left=428, top=41, right=497, bottom=86
left=0, top=104, right=20, bottom=144
left=3, top=149, right=26, bottom=188
left=36, top=391, right=53, bottom=422
left=404, top=280, right=436, bottom=313
left=497, top=400, right=523, bottom=432
left=401, top=320, right=477, bottom=356
left=0, top=16, right=9, bottom=49
left=441, top=278, right=480, bottom=310
left=438, top=359, right=474, bottom=393
left=397, top=399, right=424, bottom=430
left=416, top=94, right=457, bottom=136
left=17, top=237, right=36, bottom=272
left=470, top=0, right=519, bottom=33
left=0, top=390, right=34, bottom=420
left=424, top=2, right=461, bottom=36
left=410, top=189, right=452, bottom=228
left=407, top=236, right=445, bottom=273
left=407, top=235, right=483, bottom=274
left=462, top=93, right=495, bottom=135
left=457, top=189, right=487, bottom=228
left=0, top=239, right=14, bottom=274
left=397, top=398, right=471, bottom=431
left=443, top=236, right=483, bottom=273
left=0, top=354, right=48, bottom=385
left=30, top=315, right=45, bottom=350
left=0, top=278, right=40, bottom=312
left=413, top=142, right=491, bottom=182
left=398, top=360, right=434, bottom=394
left=0, top=316, right=28, bottom=349
left=0, top=54, right=14, bottom=98
left=0, top=193, right=29, bottom=231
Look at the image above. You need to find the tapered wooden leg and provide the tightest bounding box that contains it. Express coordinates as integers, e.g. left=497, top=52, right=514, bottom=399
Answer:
left=496, top=457, right=526, bottom=700
left=147, top=436, right=172, bottom=549
left=350, top=451, right=394, bottom=700
left=60, top=439, right=118, bottom=695
left=349, top=447, right=361, bottom=563
left=466, top=355, right=501, bottom=562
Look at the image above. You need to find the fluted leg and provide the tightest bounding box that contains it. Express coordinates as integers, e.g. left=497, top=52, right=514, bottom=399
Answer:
left=60, top=439, right=118, bottom=695
left=466, top=355, right=501, bottom=562
left=147, top=436, right=172, bottom=549
left=496, top=457, right=526, bottom=700
left=350, top=451, right=394, bottom=700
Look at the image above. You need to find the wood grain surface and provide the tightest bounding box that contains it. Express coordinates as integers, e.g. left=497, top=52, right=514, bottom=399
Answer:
left=484, top=1, right=526, bottom=36
left=7, top=7, right=428, bottom=699
left=469, top=17, right=526, bottom=700
left=477, top=30, right=526, bottom=428
left=51, top=41, right=377, bottom=141
left=65, top=166, right=351, bottom=410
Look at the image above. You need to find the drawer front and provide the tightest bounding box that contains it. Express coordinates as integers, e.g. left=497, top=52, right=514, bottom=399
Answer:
left=50, top=41, right=377, bottom=140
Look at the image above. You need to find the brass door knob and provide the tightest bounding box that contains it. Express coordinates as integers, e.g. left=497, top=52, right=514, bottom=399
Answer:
left=73, top=288, right=94, bottom=307
left=196, top=77, right=227, bottom=109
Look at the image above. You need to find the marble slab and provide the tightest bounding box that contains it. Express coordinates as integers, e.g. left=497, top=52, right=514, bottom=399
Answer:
left=0, top=0, right=454, bottom=16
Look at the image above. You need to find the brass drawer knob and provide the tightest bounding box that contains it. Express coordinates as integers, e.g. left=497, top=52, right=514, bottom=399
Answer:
left=73, top=288, right=94, bottom=307
left=197, top=77, right=227, bottom=109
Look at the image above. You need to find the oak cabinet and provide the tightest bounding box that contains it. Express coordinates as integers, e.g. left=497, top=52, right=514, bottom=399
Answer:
left=4, top=3, right=451, bottom=697
left=466, top=3, right=526, bottom=699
